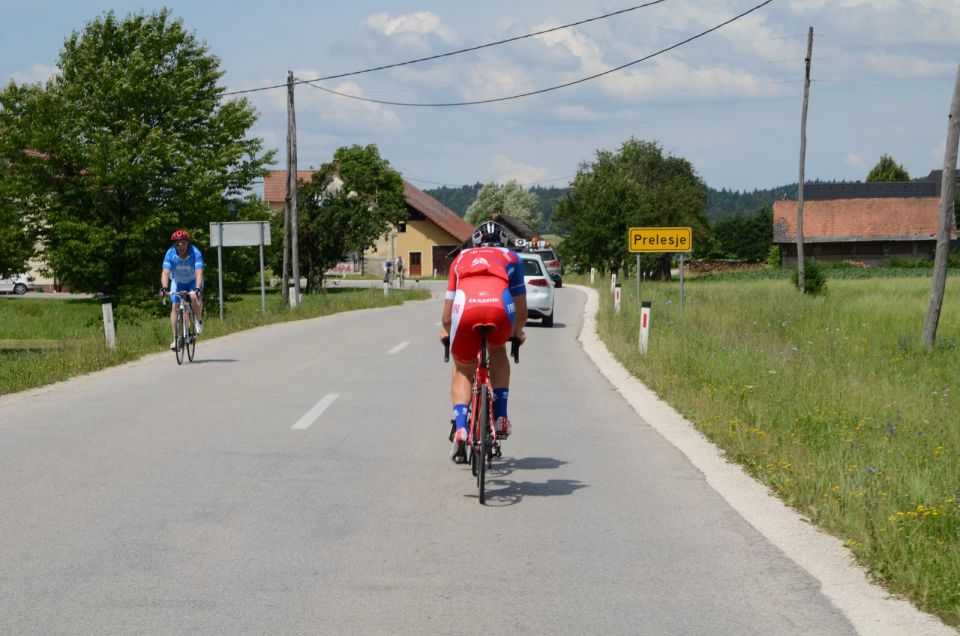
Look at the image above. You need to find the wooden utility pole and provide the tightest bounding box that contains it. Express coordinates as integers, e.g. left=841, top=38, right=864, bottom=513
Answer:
left=287, top=70, right=301, bottom=308
left=281, top=139, right=290, bottom=307
left=796, top=26, right=813, bottom=292
left=923, top=63, right=960, bottom=349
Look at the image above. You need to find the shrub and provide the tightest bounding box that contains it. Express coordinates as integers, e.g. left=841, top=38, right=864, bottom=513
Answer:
left=766, top=245, right=781, bottom=268
left=791, top=259, right=827, bottom=295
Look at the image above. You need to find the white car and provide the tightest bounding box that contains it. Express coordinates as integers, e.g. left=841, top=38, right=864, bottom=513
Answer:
left=520, top=252, right=555, bottom=327
left=0, top=273, right=34, bottom=295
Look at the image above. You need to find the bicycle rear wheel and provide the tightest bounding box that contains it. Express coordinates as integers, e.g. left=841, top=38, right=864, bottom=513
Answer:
left=174, top=310, right=185, bottom=365
left=478, top=384, right=488, bottom=504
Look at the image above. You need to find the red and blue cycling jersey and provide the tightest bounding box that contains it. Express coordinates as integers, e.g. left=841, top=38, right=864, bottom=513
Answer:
left=446, top=247, right=525, bottom=363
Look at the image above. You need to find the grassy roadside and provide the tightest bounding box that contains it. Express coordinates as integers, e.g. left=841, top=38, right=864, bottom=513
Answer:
left=581, top=270, right=960, bottom=628
left=0, top=287, right=429, bottom=396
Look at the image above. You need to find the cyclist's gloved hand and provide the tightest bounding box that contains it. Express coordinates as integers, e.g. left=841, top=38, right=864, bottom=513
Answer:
left=194, top=288, right=202, bottom=298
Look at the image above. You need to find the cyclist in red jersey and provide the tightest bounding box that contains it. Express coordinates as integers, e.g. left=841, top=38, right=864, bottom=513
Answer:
left=440, top=221, right=527, bottom=462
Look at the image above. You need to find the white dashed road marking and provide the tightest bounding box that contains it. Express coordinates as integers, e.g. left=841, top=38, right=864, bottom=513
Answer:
left=388, top=341, right=410, bottom=354
left=291, top=393, right=339, bottom=430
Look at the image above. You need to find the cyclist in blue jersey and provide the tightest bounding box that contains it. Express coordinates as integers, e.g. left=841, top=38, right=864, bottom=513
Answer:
left=161, top=230, right=204, bottom=350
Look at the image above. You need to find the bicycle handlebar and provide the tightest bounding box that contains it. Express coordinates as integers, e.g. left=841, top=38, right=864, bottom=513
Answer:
left=440, top=335, right=520, bottom=363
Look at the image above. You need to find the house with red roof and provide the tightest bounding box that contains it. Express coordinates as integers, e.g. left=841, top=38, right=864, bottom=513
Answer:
left=263, top=170, right=473, bottom=277
left=772, top=177, right=957, bottom=268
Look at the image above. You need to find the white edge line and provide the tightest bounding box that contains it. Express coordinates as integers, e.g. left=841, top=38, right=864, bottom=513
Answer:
left=292, top=393, right=339, bottom=430
left=569, top=284, right=955, bottom=636
left=388, top=341, right=410, bottom=354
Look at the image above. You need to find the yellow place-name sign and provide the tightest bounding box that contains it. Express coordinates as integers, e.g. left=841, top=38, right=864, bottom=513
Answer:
left=628, top=227, right=692, bottom=253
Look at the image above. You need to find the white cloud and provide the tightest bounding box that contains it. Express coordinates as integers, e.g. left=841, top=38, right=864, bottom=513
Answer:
left=12, top=64, right=58, bottom=84
left=491, top=154, right=548, bottom=185
left=845, top=152, right=867, bottom=172
left=364, top=12, right=456, bottom=43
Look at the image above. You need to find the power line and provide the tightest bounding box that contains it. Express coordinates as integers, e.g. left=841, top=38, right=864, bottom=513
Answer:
left=221, top=0, right=671, bottom=97
left=298, top=0, right=776, bottom=107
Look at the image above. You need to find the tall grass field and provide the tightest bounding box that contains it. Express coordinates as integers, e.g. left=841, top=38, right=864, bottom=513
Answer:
left=0, top=287, right=429, bottom=396
left=588, top=271, right=960, bottom=627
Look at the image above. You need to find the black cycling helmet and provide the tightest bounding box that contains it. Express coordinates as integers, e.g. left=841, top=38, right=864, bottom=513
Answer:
left=471, top=221, right=509, bottom=248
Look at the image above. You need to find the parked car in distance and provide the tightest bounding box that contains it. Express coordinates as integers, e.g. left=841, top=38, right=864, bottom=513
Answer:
left=519, top=252, right=555, bottom=327
left=0, top=273, right=34, bottom=295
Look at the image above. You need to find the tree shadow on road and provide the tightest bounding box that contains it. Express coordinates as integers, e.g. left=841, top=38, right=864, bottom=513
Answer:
left=470, top=455, right=588, bottom=506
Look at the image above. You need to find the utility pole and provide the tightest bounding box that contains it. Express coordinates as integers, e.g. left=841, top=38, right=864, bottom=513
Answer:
left=287, top=70, right=301, bottom=308
left=281, top=134, right=290, bottom=308
left=923, top=62, right=960, bottom=349
left=796, top=26, right=813, bottom=292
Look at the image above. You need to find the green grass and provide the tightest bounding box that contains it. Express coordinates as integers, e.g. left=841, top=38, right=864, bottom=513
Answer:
left=0, top=287, right=429, bottom=395
left=583, top=270, right=960, bottom=627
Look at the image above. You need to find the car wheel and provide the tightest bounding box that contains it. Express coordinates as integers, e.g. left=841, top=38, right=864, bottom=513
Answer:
left=555, top=278, right=562, bottom=288
left=13, top=283, right=27, bottom=295
left=542, top=312, right=554, bottom=328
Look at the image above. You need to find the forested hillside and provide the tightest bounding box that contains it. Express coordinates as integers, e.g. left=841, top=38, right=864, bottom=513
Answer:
left=424, top=183, right=798, bottom=230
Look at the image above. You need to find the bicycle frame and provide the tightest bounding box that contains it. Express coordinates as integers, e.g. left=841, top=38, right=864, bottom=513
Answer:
left=165, top=290, right=199, bottom=364
left=442, top=330, right=519, bottom=505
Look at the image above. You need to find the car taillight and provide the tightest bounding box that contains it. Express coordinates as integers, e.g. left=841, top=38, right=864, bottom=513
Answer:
left=527, top=278, right=549, bottom=287
left=549, top=261, right=559, bottom=267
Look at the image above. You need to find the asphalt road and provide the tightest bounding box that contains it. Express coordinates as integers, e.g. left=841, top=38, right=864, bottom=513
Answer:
left=0, top=287, right=935, bottom=634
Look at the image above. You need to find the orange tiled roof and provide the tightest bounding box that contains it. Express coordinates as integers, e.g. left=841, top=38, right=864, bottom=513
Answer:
left=772, top=197, right=955, bottom=243
left=402, top=180, right=473, bottom=242
left=262, top=170, right=473, bottom=242
left=263, top=169, right=316, bottom=204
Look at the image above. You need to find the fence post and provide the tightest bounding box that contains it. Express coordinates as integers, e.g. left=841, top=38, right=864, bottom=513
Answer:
left=639, top=300, right=651, bottom=354
left=101, top=296, right=116, bottom=350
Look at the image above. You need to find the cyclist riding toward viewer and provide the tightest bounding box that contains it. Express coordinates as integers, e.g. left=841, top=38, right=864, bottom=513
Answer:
left=161, top=230, right=204, bottom=350
left=440, top=221, right=527, bottom=462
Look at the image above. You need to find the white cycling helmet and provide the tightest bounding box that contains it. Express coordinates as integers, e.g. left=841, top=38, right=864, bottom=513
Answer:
left=471, top=221, right=509, bottom=247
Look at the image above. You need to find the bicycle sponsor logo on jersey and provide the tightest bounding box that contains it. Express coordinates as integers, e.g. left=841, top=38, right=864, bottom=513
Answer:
left=471, top=257, right=490, bottom=268
left=468, top=297, right=501, bottom=304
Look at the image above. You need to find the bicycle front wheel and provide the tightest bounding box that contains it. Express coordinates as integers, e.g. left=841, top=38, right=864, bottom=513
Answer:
left=174, top=309, right=185, bottom=365
left=478, top=384, right=488, bottom=504
left=186, top=312, right=196, bottom=362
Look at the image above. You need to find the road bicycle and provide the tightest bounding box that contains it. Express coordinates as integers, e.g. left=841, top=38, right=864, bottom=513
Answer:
left=162, top=289, right=200, bottom=365
left=443, top=330, right=520, bottom=504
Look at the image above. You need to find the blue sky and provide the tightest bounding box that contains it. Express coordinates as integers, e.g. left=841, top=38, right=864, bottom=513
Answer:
left=2, top=0, right=958, bottom=193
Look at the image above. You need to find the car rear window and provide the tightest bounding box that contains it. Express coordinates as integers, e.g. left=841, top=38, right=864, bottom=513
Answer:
left=537, top=250, right=556, bottom=261
left=523, top=258, right=544, bottom=276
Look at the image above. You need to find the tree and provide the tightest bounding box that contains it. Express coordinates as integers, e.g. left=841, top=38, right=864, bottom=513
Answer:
left=290, top=144, right=406, bottom=291
left=711, top=206, right=773, bottom=261
left=0, top=169, right=37, bottom=277
left=465, top=180, right=541, bottom=230
left=552, top=138, right=709, bottom=279
left=0, top=9, right=272, bottom=303
left=866, top=154, right=910, bottom=182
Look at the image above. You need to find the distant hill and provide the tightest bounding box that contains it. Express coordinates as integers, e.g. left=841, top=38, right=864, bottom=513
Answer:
left=424, top=182, right=803, bottom=231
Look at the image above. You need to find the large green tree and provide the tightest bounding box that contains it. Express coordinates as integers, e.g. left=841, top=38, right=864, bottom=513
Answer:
left=289, top=144, right=406, bottom=291
left=553, top=138, right=709, bottom=279
left=0, top=9, right=272, bottom=302
left=0, top=160, right=38, bottom=277
left=866, top=154, right=910, bottom=182
left=711, top=206, right=773, bottom=261
left=465, top=180, right=541, bottom=230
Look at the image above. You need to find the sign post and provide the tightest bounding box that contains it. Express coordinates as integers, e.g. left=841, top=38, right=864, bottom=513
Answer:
left=628, top=227, right=693, bottom=353
left=210, top=221, right=272, bottom=320
left=614, top=283, right=622, bottom=314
